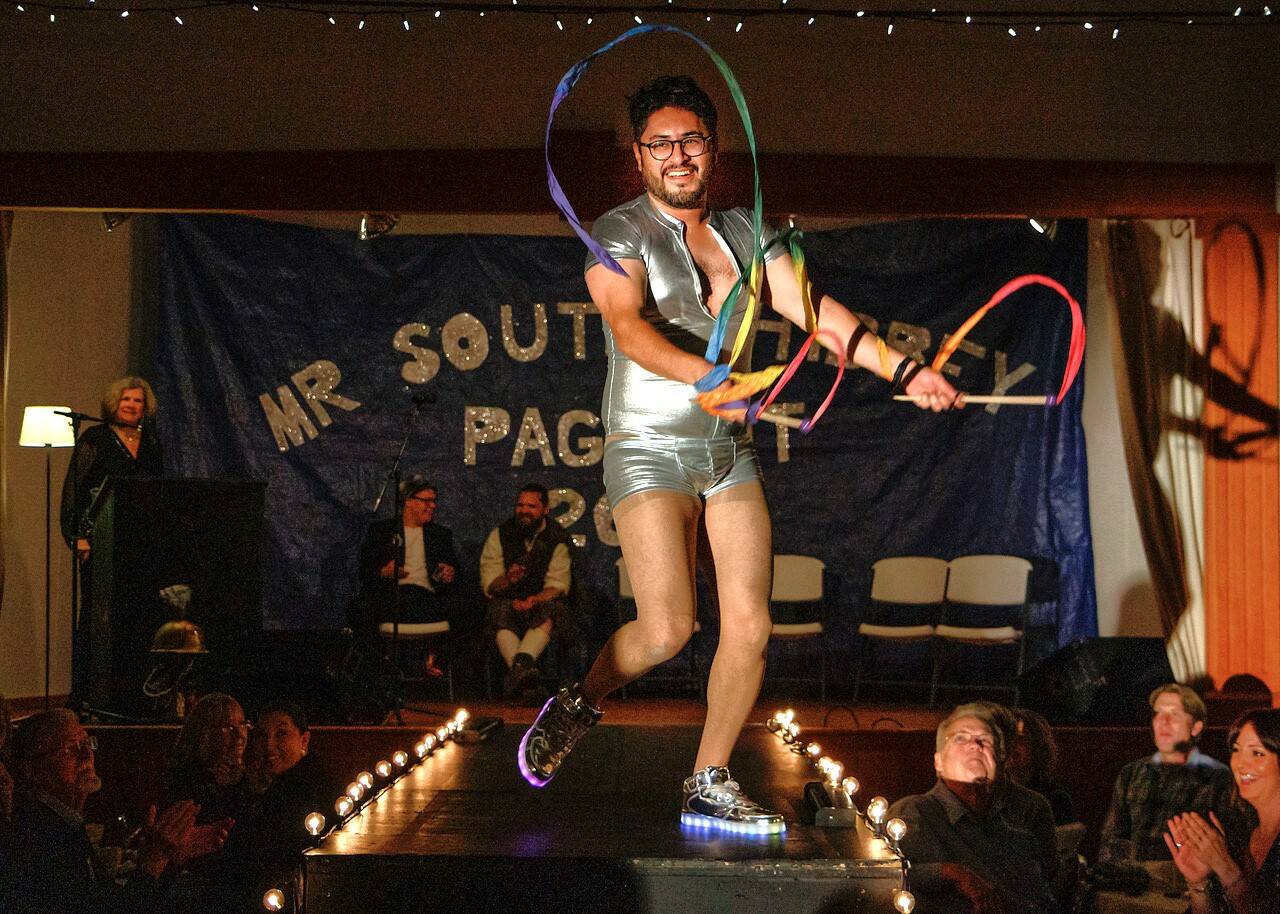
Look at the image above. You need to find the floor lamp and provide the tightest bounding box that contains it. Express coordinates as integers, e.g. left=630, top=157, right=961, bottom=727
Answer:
left=19, top=406, right=75, bottom=709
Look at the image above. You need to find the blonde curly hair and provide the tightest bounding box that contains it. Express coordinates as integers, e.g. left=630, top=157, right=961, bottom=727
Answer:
left=100, top=376, right=158, bottom=422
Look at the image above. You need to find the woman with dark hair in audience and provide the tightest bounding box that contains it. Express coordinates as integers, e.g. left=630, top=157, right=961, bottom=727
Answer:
left=218, top=701, right=340, bottom=906
left=1008, top=707, right=1077, bottom=825
left=1167, top=708, right=1280, bottom=912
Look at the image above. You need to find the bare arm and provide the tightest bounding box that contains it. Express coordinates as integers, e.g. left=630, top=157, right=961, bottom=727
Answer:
left=765, top=252, right=962, bottom=411
left=586, top=259, right=714, bottom=386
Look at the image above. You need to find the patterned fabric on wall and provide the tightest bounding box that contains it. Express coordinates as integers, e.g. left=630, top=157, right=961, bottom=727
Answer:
left=153, top=214, right=1096, bottom=659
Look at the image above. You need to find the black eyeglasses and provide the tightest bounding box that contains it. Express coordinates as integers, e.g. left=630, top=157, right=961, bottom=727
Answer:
left=637, top=134, right=713, bottom=161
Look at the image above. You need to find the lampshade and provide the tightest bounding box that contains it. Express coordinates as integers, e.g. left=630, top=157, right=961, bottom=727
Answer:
left=19, top=407, right=75, bottom=448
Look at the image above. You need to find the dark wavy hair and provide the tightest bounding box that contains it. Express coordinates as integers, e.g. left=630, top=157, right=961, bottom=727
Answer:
left=627, top=75, right=718, bottom=141
left=1228, top=708, right=1280, bottom=759
left=1011, top=707, right=1060, bottom=785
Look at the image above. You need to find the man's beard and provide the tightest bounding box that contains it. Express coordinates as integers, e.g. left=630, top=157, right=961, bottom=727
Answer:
left=515, top=516, right=539, bottom=535
left=643, top=164, right=710, bottom=209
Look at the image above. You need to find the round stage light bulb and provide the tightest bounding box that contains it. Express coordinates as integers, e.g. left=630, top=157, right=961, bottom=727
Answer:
left=886, top=817, right=907, bottom=841
left=305, top=812, right=325, bottom=835
left=335, top=796, right=353, bottom=817
left=345, top=782, right=363, bottom=801
left=825, top=762, right=844, bottom=785
left=867, top=796, right=889, bottom=824
left=766, top=717, right=783, bottom=733
left=375, top=760, right=392, bottom=778
left=425, top=734, right=438, bottom=750
left=894, top=888, right=916, bottom=913
left=817, top=756, right=834, bottom=773
left=436, top=726, right=449, bottom=742
left=357, top=771, right=374, bottom=789
left=806, top=743, right=822, bottom=758
left=787, top=722, right=800, bottom=739
left=841, top=776, right=860, bottom=797
left=262, top=888, right=285, bottom=911
left=782, top=707, right=795, bottom=723
left=392, top=751, right=408, bottom=767
left=414, top=741, right=428, bottom=758
left=454, top=708, right=470, bottom=725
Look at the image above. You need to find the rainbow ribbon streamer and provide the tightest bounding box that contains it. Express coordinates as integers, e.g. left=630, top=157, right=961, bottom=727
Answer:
left=932, top=273, right=1086, bottom=407
left=546, top=25, right=844, bottom=432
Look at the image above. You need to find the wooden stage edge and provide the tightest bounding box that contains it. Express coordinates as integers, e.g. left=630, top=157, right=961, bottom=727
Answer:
left=302, top=724, right=904, bottom=914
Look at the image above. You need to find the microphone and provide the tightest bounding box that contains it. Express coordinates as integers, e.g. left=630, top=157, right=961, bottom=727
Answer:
left=54, top=409, right=102, bottom=423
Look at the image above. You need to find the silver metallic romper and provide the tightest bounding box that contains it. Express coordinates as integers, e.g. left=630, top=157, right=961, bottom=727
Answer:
left=585, top=194, right=783, bottom=509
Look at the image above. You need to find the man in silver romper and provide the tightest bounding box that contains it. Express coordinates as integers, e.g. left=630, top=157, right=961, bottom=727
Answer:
left=519, top=76, right=961, bottom=832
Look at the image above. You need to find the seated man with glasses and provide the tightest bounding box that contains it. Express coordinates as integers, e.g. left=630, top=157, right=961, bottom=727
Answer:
left=354, top=476, right=461, bottom=675
left=0, top=708, right=230, bottom=914
left=889, top=702, right=1062, bottom=914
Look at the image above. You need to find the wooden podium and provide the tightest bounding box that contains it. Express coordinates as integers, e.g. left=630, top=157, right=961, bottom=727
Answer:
left=82, top=478, right=265, bottom=716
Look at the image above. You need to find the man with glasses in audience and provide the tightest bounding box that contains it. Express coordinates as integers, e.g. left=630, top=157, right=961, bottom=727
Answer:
left=0, top=708, right=229, bottom=913
left=518, top=74, right=958, bottom=831
left=889, top=702, right=1061, bottom=914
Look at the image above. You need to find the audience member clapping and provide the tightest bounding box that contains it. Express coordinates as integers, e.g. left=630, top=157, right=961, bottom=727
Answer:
left=1101, top=683, right=1234, bottom=862
left=0, top=708, right=229, bottom=914
left=1167, top=708, right=1280, bottom=913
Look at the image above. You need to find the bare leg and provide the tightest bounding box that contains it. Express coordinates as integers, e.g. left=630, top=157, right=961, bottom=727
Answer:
left=694, top=481, right=773, bottom=772
left=581, top=490, right=701, bottom=708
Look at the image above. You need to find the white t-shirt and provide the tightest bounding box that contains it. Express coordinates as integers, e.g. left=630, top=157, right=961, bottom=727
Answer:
left=400, top=526, right=433, bottom=591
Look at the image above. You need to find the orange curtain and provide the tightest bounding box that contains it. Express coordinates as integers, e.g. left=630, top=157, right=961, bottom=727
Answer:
left=1201, top=217, right=1280, bottom=695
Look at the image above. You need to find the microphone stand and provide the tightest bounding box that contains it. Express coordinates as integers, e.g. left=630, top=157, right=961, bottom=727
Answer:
left=369, top=396, right=427, bottom=725
left=55, top=409, right=106, bottom=706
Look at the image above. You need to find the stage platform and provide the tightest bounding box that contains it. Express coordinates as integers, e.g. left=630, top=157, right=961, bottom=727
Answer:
left=302, top=723, right=906, bottom=914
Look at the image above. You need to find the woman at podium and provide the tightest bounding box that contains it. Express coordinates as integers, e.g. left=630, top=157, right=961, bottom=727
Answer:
left=59, top=375, right=163, bottom=561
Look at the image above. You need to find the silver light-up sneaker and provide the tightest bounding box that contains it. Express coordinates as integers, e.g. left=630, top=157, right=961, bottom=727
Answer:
left=681, top=766, right=787, bottom=835
left=518, top=683, right=602, bottom=787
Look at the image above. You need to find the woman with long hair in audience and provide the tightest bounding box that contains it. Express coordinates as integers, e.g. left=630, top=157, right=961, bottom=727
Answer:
left=1167, top=708, right=1280, bottom=912
left=167, top=693, right=251, bottom=819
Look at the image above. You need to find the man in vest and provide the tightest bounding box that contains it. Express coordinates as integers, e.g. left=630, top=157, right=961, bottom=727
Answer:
left=481, top=483, right=573, bottom=700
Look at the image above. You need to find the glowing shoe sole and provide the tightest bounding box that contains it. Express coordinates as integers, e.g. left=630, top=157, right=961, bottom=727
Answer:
left=517, top=692, right=559, bottom=787
left=679, top=811, right=787, bottom=835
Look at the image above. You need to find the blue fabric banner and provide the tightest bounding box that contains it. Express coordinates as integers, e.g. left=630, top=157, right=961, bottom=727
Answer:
left=153, top=214, right=1096, bottom=661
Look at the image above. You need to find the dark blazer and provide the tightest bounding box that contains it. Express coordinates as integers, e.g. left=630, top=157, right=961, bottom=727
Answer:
left=359, top=518, right=459, bottom=594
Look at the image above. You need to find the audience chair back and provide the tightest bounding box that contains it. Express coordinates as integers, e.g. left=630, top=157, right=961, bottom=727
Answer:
left=768, top=554, right=828, bottom=699
left=854, top=556, right=948, bottom=701
left=931, top=554, right=1033, bottom=705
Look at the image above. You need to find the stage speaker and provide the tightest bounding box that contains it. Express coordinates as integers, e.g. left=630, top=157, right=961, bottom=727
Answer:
left=1019, top=637, right=1175, bottom=724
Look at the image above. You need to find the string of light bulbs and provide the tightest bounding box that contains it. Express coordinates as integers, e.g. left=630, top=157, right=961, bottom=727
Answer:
left=6, top=0, right=1278, bottom=32
left=767, top=709, right=916, bottom=914
left=260, top=707, right=473, bottom=913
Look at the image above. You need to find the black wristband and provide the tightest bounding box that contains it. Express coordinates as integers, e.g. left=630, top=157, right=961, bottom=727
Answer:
left=846, top=325, right=870, bottom=365
left=896, top=360, right=926, bottom=392
left=891, top=356, right=913, bottom=389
